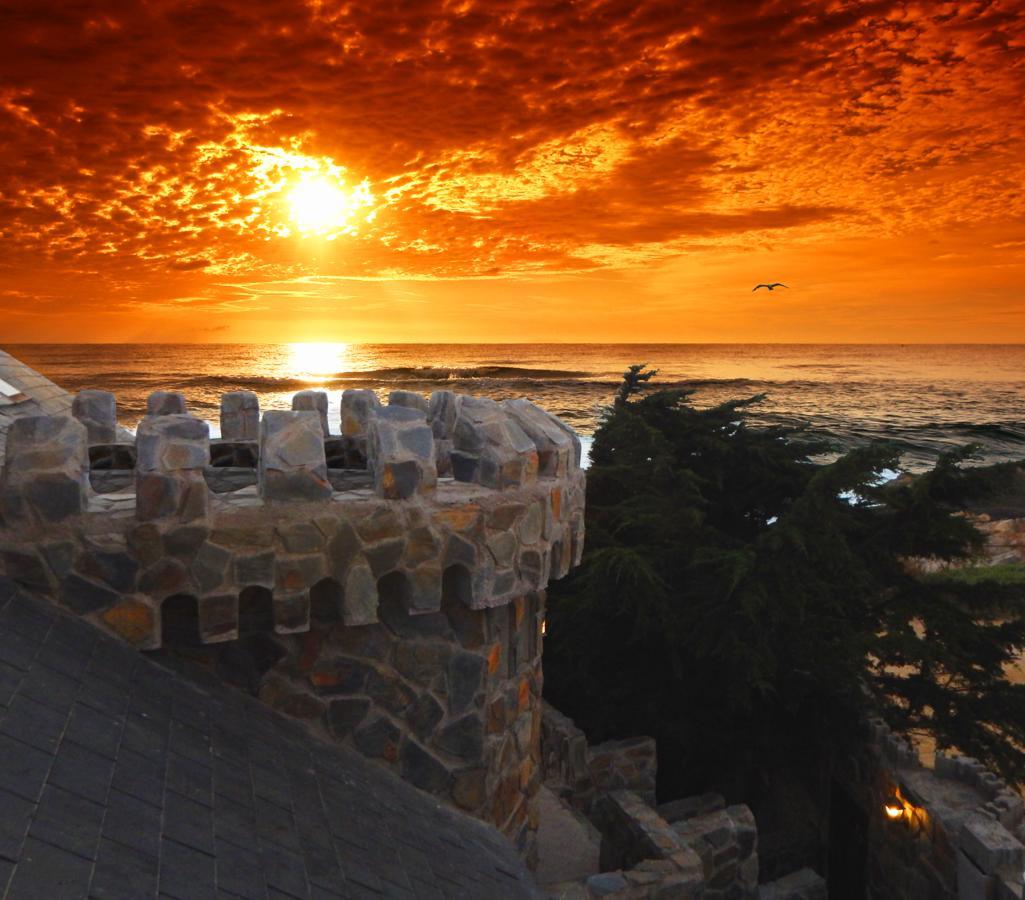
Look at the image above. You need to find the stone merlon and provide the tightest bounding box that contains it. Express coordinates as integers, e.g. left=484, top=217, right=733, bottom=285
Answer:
left=0, top=388, right=585, bottom=651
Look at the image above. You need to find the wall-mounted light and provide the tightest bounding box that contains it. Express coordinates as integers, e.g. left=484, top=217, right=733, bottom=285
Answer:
left=883, top=791, right=907, bottom=822
left=541, top=619, right=547, bottom=636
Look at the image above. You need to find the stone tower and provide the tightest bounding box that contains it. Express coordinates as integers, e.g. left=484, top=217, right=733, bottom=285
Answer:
left=0, top=385, right=585, bottom=864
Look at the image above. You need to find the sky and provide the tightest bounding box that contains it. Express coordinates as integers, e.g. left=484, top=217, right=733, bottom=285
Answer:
left=1, top=0, right=1024, bottom=343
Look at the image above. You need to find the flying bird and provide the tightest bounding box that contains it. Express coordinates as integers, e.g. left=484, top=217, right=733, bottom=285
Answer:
left=752, top=283, right=788, bottom=292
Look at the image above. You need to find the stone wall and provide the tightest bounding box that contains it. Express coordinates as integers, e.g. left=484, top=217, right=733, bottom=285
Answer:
left=546, top=790, right=758, bottom=899
left=539, top=704, right=755, bottom=898
left=845, top=720, right=1025, bottom=899
left=0, top=386, right=586, bottom=863
left=541, top=701, right=657, bottom=813
left=255, top=588, right=548, bottom=864
left=589, top=736, right=658, bottom=808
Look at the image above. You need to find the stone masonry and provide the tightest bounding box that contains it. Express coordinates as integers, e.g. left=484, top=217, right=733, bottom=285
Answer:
left=0, top=386, right=586, bottom=866
left=846, top=720, right=1025, bottom=899
left=542, top=789, right=759, bottom=899
left=541, top=701, right=657, bottom=815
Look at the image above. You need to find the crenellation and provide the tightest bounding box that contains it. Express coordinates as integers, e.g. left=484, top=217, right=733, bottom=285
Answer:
left=0, top=413, right=90, bottom=526
left=340, top=387, right=380, bottom=453
left=135, top=414, right=210, bottom=522
left=259, top=409, right=332, bottom=502
left=451, top=395, right=539, bottom=489
left=389, top=389, right=429, bottom=412
left=0, top=387, right=584, bottom=865
left=220, top=390, right=260, bottom=440
left=72, top=389, right=118, bottom=443
left=146, top=390, right=188, bottom=416
left=858, top=719, right=1025, bottom=899
left=429, top=389, right=458, bottom=437
left=429, top=389, right=458, bottom=476
left=368, top=404, right=437, bottom=500
left=292, top=388, right=330, bottom=436
left=0, top=389, right=582, bottom=643
left=503, top=397, right=574, bottom=477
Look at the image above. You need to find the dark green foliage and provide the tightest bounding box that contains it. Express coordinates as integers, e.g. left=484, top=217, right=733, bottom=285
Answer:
left=544, top=368, right=1025, bottom=797
left=614, top=363, right=659, bottom=406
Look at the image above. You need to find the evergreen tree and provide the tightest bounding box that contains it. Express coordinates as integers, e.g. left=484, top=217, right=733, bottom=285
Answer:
left=543, top=368, right=1025, bottom=800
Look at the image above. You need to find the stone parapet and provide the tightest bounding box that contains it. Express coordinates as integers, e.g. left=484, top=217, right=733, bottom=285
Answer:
left=259, top=410, right=332, bottom=502
left=135, top=414, right=210, bottom=522
left=220, top=390, right=260, bottom=440
left=451, top=395, right=539, bottom=489
left=72, top=389, right=118, bottom=444
left=596, top=790, right=696, bottom=872
left=503, top=398, right=576, bottom=478
left=541, top=702, right=593, bottom=805
left=0, top=414, right=90, bottom=526
left=859, top=719, right=1025, bottom=899
left=390, top=389, right=429, bottom=413
left=292, top=389, right=330, bottom=436
left=429, top=390, right=458, bottom=477
left=340, top=388, right=381, bottom=466
left=0, top=386, right=584, bottom=868
left=146, top=390, right=188, bottom=416
left=368, top=405, right=437, bottom=500
left=545, top=790, right=758, bottom=899
left=589, top=736, right=658, bottom=808
left=669, top=802, right=759, bottom=899
left=541, top=703, right=656, bottom=814
left=875, top=720, right=1025, bottom=834
left=0, top=389, right=583, bottom=651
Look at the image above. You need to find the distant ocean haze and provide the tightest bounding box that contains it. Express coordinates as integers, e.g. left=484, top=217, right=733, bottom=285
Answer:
left=4, top=343, right=1025, bottom=472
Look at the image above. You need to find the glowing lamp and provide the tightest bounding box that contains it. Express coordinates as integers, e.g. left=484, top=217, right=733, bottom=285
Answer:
left=884, top=798, right=904, bottom=820
left=541, top=619, right=547, bottom=636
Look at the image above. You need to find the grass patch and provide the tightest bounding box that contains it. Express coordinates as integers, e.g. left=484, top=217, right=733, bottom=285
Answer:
left=925, top=562, right=1025, bottom=586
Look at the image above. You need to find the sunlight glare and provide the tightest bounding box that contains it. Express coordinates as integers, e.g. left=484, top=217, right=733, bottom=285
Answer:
left=288, top=342, right=349, bottom=380
left=287, top=174, right=369, bottom=238
left=242, top=145, right=376, bottom=240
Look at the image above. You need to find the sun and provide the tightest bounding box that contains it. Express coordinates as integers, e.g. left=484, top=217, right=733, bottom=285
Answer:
left=240, top=145, right=377, bottom=240
left=287, top=175, right=361, bottom=237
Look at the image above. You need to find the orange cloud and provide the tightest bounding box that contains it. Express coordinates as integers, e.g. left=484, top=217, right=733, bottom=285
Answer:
left=0, top=0, right=1023, bottom=341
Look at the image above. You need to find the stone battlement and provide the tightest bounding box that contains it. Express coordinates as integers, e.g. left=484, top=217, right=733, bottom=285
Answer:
left=862, top=719, right=1025, bottom=899
left=0, top=387, right=585, bottom=651
left=873, top=720, right=1025, bottom=834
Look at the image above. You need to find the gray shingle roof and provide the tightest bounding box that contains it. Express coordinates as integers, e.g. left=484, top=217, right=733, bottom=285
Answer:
left=0, top=577, right=541, bottom=899
left=0, top=350, right=77, bottom=468
left=0, top=350, right=134, bottom=471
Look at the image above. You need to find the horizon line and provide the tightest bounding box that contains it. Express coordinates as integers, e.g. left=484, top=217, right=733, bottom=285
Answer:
left=5, top=340, right=1025, bottom=349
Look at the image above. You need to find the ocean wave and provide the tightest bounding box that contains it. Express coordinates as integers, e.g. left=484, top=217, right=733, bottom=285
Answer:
left=911, top=421, right=1025, bottom=437
left=172, top=365, right=594, bottom=391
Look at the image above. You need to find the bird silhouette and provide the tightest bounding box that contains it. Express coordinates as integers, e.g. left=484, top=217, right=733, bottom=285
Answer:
left=752, top=283, right=788, bottom=291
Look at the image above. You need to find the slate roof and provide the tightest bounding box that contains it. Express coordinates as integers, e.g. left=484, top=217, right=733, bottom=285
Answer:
left=0, top=350, right=132, bottom=470
left=0, top=577, right=541, bottom=900
left=0, top=349, right=76, bottom=468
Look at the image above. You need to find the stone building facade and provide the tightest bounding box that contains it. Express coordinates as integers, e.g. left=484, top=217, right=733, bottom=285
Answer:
left=0, top=384, right=586, bottom=865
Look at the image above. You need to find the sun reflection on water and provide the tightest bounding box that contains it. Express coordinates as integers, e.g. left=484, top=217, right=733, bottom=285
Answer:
left=287, top=342, right=350, bottom=381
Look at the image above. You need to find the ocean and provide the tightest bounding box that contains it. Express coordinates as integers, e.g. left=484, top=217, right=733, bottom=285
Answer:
left=3, top=343, right=1024, bottom=472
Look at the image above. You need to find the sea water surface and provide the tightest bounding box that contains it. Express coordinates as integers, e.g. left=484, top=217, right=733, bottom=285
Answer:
left=4, top=343, right=1025, bottom=472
